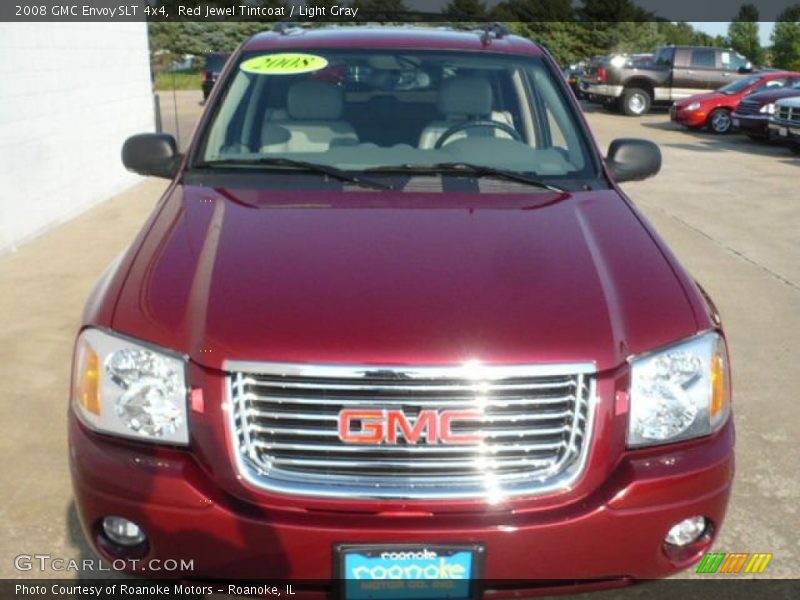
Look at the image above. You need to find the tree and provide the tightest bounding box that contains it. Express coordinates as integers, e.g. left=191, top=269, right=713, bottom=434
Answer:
left=771, top=5, right=800, bottom=70
left=607, top=21, right=665, bottom=54
left=728, top=4, right=763, bottom=64
left=444, top=0, right=488, bottom=20
left=507, top=22, right=597, bottom=65
left=490, top=0, right=574, bottom=22
left=579, top=0, right=655, bottom=22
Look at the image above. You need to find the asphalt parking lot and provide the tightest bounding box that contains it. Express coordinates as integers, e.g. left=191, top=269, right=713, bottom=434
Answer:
left=0, top=90, right=797, bottom=594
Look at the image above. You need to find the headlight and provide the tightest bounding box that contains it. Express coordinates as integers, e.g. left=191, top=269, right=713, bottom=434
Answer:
left=686, top=102, right=701, bottom=111
left=628, top=331, right=730, bottom=448
left=760, top=103, right=775, bottom=115
left=72, top=328, right=189, bottom=445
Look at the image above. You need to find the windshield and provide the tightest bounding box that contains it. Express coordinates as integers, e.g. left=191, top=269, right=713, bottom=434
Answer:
left=197, top=48, right=598, bottom=188
left=718, top=75, right=761, bottom=95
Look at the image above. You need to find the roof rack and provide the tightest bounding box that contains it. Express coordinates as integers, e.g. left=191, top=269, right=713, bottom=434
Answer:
left=452, top=22, right=511, bottom=45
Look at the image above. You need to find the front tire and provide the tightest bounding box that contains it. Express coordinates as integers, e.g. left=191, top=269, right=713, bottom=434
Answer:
left=621, top=87, right=651, bottom=116
left=708, top=109, right=732, bottom=134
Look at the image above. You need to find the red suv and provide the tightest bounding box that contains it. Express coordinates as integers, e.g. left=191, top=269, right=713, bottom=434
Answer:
left=70, top=26, right=733, bottom=597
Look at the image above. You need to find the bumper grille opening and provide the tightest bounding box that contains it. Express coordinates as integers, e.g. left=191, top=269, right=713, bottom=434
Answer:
left=229, top=363, right=595, bottom=500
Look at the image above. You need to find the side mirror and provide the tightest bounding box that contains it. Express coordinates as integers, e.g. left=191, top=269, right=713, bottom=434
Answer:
left=739, top=62, right=753, bottom=73
left=606, top=138, right=661, bottom=183
left=122, top=133, right=180, bottom=179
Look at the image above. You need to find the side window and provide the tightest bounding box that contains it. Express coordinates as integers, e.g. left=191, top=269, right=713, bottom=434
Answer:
left=691, top=49, right=716, bottom=68
left=752, top=79, right=787, bottom=94
left=764, top=78, right=787, bottom=89
left=654, top=47, right=673, bottom=66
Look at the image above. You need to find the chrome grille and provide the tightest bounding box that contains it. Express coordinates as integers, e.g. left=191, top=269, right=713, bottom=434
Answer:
left=735, top=100, right=761, bottom=116
left=228, top=362, right=595, bottom=500
left=776, top=104, right=798, bottom=124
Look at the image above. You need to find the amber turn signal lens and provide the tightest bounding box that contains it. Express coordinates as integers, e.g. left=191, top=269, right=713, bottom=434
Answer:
left=710, top=351, right=729, bottom=422
left=75, top=342, right=102, bottom=415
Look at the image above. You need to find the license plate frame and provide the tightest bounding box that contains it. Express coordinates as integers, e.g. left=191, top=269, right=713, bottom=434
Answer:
left=335, top=543, right=485, bottom=600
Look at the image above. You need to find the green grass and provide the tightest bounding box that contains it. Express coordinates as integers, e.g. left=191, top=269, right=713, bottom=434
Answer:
left=154, top=70, right=203, bottom=91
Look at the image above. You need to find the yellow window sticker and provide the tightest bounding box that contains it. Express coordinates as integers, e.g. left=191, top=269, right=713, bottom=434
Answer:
left=240, top=53, right=329, bottom=75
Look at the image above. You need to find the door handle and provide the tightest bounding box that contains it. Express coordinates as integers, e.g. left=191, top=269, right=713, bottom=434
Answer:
left=686, top=70, right=694, bottom=75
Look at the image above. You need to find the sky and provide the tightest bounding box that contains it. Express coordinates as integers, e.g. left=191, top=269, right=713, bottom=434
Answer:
left=689, top=22, right=776, bottom=46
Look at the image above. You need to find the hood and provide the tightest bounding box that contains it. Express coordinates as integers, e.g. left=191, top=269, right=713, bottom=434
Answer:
left=745, top=87, right=800, bottom=105
left=111, top=186, right=700, bottom=372
left=777, top=94, right=800, bottom=107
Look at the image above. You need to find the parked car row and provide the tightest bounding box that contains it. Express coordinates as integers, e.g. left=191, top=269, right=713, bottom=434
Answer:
left=670, top=73, right=800, bottom=154
left=575, top=45, right=800, bottom=155
left=671, top=71, right=800, bottom=134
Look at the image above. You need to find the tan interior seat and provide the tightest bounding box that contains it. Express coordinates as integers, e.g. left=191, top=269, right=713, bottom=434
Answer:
left=261, top=81, right=359, bottom=152
left=418, top=76, right=515, bottom=149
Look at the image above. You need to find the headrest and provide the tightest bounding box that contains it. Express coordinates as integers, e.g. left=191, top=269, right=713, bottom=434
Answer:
left=438, top=77, right=493, bottom=117
left=287, top=81, right=344, bottom=120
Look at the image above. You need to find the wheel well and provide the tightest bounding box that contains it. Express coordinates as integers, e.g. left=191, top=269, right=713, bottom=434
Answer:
left=707, top=106, right=732, bottom=123
left=624, top=79, right=654, bottom=98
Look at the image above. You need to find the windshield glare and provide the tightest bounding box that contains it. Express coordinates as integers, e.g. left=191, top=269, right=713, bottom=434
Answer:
left=199, top=49, right=595, bottom=184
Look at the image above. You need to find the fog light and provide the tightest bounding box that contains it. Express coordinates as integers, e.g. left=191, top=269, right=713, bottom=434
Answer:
left=665, top=516, right=707, bottom=546
left=102, top=516, right=146, bottom=547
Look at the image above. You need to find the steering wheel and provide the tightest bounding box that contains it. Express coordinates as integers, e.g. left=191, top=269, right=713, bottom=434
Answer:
left=434, top=120, right=522, bottom=149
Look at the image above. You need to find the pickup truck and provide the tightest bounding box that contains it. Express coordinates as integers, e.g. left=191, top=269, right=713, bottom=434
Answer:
left=582, top=45, right=753, bottom=116
left=769, top=96, right=800, bottom=153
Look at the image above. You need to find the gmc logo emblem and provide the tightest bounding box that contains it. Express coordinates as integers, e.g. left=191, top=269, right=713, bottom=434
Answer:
left=337, top=409, right=482, bottom=445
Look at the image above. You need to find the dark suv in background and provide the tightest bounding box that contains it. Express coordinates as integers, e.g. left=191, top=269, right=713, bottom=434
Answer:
left=202, top=52, right=231, bottom=101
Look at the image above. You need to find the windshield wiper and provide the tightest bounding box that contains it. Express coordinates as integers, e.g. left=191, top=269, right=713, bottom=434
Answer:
left=366, top=163, right=566, bottom=193
left=194, top=157, right=395, bottom=191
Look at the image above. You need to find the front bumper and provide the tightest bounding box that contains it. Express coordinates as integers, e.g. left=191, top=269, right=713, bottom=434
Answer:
left=731, top=113, right=770, bottom=136
left=670, top=105, right=707, bottom=128
left=69, top=410, right=734, bottom=589
left=769, top=120, right=800, bottom=143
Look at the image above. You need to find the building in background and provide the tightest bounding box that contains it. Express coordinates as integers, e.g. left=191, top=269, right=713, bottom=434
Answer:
left=0, top=23, right=154, bottom=253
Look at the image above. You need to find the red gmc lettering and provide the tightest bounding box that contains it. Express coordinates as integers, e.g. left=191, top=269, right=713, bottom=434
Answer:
left=338, top=409, right=482, bottom=445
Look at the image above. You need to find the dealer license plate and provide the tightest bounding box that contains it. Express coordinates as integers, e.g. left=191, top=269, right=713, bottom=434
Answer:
left=338, top=544, right=483, bottom=600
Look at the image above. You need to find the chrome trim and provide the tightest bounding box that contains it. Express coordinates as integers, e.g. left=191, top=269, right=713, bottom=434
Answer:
left=581, top=83, right=623, bottom=98
left=225, top=361, right=597, bottom=501
left=224, top=360, right=596, bottom=378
